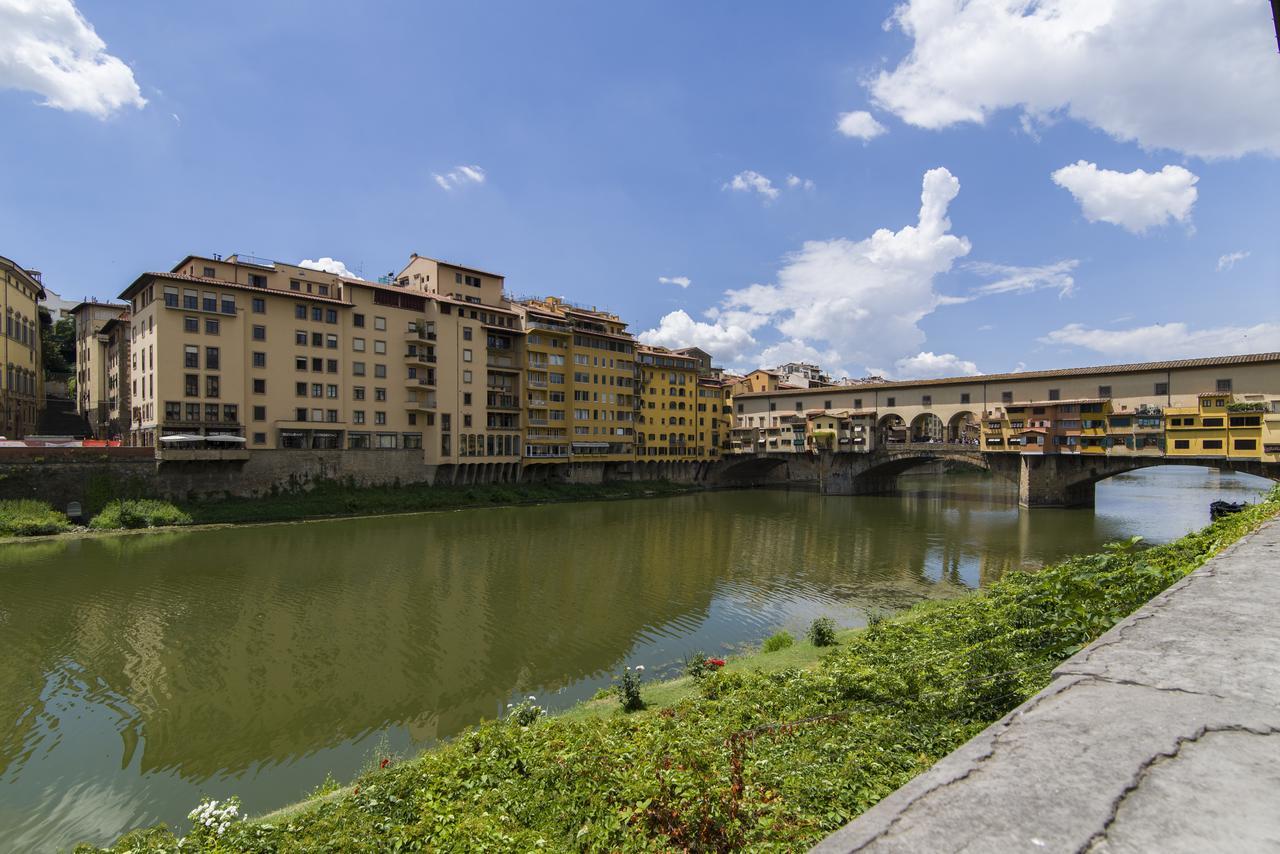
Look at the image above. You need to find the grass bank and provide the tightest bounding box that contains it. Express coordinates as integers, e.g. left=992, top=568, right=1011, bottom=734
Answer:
left=180, top=479, right=700, bottom=526
left=80, top=489, right=1280, bottom=852
left=0, top=499, right=71, bottom=536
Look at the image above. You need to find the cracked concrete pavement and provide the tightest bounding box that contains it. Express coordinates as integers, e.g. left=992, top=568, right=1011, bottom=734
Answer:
left=813, top=515, right=1280, bottom=854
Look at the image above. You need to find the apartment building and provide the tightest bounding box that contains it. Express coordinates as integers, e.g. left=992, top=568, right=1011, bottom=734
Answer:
left=695, top=376, right=733, bottom=458
left=516, top=297, right=636, bottom=462
left=1, top=254, right=45, bottom=438
left=118, top=253, right=525, bottom=467
left=70, top=300, right=130, bottom=438
left=636, top=344, right=700, bottom=458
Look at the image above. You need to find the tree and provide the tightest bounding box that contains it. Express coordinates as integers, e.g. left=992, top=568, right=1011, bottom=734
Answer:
left=42, top=316, right=75, bottom=375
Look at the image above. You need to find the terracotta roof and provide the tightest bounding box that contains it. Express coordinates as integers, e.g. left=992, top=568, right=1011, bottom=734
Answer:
left=405, top=254, right=505, bottom=280
left=734, top=353, right=1280, bottom=398
left=121, top=272, right=353, bottom=305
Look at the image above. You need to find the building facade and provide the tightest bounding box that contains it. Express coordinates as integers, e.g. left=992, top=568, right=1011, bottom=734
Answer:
left=1, top=254, right=46, bottom=438
left=71, top=300, right=130, bottom=438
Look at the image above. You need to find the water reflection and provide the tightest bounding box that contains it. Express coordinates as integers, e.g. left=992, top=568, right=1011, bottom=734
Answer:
left=0, top=467, right=1270, bottom=850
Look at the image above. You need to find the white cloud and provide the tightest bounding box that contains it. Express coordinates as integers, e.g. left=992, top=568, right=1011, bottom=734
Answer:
left=432, top=164, right=486, bottom=191
left=299, top=257, right=361, bottom=279
left=966, top=259, right=1078, bottom=298
left=1040, top=321, right=1280, bottom=360
left=658, top=276, right=691, bottom=289
left=637, top=309, right=763, bottom=365
left=888, top=351, right=981, bottom=379
left=724, top=170, right=779, bottom=201
left=835, top=110, right=887, bottom=141
left=0, top=0, right=145, bottom=118
left=869, top=0, right=1280, bottom=158
left=1050, top=161, right=1197, bottom=234
left=786, top=174, right=815, bottom=190
left=1216, top=250, right=1250, bottom=272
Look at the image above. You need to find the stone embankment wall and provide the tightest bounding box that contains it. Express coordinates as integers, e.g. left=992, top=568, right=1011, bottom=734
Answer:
left=0, top=448, right=718, bottom=513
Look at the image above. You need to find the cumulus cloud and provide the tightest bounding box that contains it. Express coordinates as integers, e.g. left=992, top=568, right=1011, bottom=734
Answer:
left=1040, top=321, right=1280, bottom=360
left=835, top=110, right=887, bottom=141
left=1050, top=161, right=1198, bottom=234
left=432, top=164, right=486, bottom=191
left=966, top=260, right=1078, bottom=298
left=0, top=0, right=145, bottom=118
left=724, top=170, right=779, bottom=201
left=888, top=351, right=981, bottom=379
left=658, top=275, right=691, bottom=289
left=869, top=0, right=1280, bottom=158
left=637, top=308, right=764, bottom=365
left=1216, top=251, right=1249, bottom=272
left=299, top=257, right=361, bottom=279
left=786, top=174, right=815, bottom=190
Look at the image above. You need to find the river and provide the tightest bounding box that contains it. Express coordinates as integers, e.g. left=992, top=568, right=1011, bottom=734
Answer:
left=0, top=467, right=1272, bottom=850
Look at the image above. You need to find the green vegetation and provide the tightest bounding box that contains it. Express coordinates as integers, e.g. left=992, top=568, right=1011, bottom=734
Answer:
left=1226, top=401, right=1268, bottom=412
left=181, top=479, right=698, bottom=526
left=0, top=500, right=71, bottom=536
left=89, top=499, right=193, bottom=530
left=79, top=489, right=1279, bottom=853
left=806, top=616, right=837, bottom=647
left=762, top=630, right=795, bottom=653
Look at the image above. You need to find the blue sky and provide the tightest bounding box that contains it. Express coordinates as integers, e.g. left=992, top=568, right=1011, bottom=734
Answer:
left=2, top=0, right=1278, bottom=377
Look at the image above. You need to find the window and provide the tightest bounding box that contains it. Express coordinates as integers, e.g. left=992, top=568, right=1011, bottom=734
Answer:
left=296, top=381, right=307, bottom=396
left=253, top=406, right=266, bottom=421
left=374, top=316, right=387, bottom=331
left=184, top=345, right=199, bottom=368
left=253, top=432, right=266, bottom=445
left=184, top=290, right=198, bottom=309
left=164, top=401, right=181, bottom=420
left=253, top=378, right=266, bottom=394
left=463, top=348, right=473, bottom=362
left=1155, top=382, right=1169, bottom=396
left=326, top=308, right=338, bottom=324
left=463, top=327, right=473, bottom=341
left=252, top=325, right=266, bottom=341
left=353, top=386, right=366, bottom=400
left=1045, top=389, right=1059, bottom=401
left=1202, top=417, right=1224, bottom=427
left=1230, top=416, right=1261, bottom=427
left=373, top=340, right=386, bottom=354
left=206, top=376, right=220, bottom=398
left=205, top=403, right=219, bottom=422
left=203, top=293, right=217, bottom=312
left=205, top=347, right=219, bottom=370
left=312, top=332, right=324, bottom=347
left=296, top=407, right=308, bottom=421
left=1202, top=439, right=1224, bottom=450
left=202, top=265, right=218, bottom=278
left=353, top=410, right=367, bottom=425
left=327, top=384, right=338, bottom=399
left=353, top=313, right=365, bottom=327
left=464, top=370, right=473, bottom=383
left=737, top=403, right=744, bottom=413
left=921, top=395, right=932, bottom=406
left=295, top=304, right=307, bottom=319
left=248, top=274, right=267, bottom=288
left=184, top=316, right=198, bottom=332
left=252, top=297, right=266, bottom=314
left=353, top=337, right=366, bottom=352
left=375, top=388, right=387, bottom=401
left=312, top=307, right=323, bottom=322
left=327, top=334, right=339, bottom=350
left=1174, top=439, right=1190, bottom=450
left=223, top=404, right=238, bottom=423
left=353, top=361, right=366, bottom=376
left=463, top=392, right=472, bottom=405
left=463, top=414, right=472, bottom=427
left=1217, top=378, right=1233, bottom=393
left=960, top=393, right=970, bottom=405
left=221, top=296, right=235, bottom=315
left=1234, top=439, right=1257, bottom=451
left=327, top=410, right=338, bottom=423
left=375, top=411, right=387, bottom=425
left=403, top=433, right=422, bottom=449
left=374, top=364, right=386, bottom=378
left=312, top=383, right=323, bottom=398
left=318, top=285, right=329, bottom=296
left=202, top=318, right=218, bottom=335
left=186, top=402, right=200, bottom=421
left=290, top=280, right=301, bottom=292
left=1001, top=391, right=1013, bottom=404
left=886, top=397, right=896, bottom=407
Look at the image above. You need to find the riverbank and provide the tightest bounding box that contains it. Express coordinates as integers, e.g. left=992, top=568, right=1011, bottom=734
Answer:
left=0, top=479, right=704, bottom=544
left=78, top=487, right=1280, bottom=852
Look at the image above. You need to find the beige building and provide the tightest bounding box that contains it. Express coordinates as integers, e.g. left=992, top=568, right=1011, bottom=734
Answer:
left=70, top=300, right=130, bottom=438
left=1, top=254, right=45, bottom=438
left=119, top=253, right=525, bottom=470
left=636, top=344, right=700, bottom=458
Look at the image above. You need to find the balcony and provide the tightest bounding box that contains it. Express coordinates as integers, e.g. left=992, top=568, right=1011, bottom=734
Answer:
left=405, top=326, right=437, bottom=342
left=487, top=393, right=520, bottom=410
left=486, top=354, right=518, bottom=370
left=528, top=377, right=548, bottom=389
left=404, top=374, right=435, bottom=387
left=406, top=351, right=437, bottom=364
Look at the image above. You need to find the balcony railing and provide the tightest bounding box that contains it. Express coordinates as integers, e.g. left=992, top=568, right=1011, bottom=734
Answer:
left=487, top=393, right=520, bottom=410
left=486, top=355, right=518, bottom=369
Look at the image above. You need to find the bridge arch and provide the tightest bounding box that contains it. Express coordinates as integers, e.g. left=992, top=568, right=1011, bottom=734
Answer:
left=877, top=414, right=906, bottom=445
left=909, top=413, right=945, bottom=443
left=947, top=410, right=980, bottom=443
left=712, top=453, right=791, bottom=486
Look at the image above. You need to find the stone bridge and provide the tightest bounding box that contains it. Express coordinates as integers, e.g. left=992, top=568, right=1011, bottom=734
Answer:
left=709, top=445, right=1280, bottom=508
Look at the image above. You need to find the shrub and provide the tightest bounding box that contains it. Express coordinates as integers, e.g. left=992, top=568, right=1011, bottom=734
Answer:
left=505, top=696, right=544, bottom=727
left=0, top=500, right=71, bottom=536
left=618, top=665, right=645, bottom=712
left=762, top=630, right=795, bottom=653
left=89, top=499, right=193, bottom=530
left=808, top=616, right=838, bottom=647
left=684, top=650, right=712, bottom=680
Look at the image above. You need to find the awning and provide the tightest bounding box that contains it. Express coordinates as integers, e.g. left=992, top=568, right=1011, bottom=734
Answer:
left=159, top=434, right=205, bottom=443
left=205, top=434, right=247, bottom=443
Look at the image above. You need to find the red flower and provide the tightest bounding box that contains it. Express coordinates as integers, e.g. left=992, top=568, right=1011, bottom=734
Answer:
left=380, top=758, right=390, bottom=769
left=706, top=658, right=726, bottom=668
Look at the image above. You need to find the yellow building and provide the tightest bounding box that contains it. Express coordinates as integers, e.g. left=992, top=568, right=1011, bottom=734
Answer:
left=695, top=375, right=733, bottom=458
left=636, top=344, right=700, bottom=459
left=1, top=254, right=45, bottom=438
left=516, top=297, right=636, bottom=462
left=70, top=300, right=130, bottom=438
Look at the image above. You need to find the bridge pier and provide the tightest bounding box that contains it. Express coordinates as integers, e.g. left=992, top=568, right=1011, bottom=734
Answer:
left=1017, top=455, right=1099, bottom=508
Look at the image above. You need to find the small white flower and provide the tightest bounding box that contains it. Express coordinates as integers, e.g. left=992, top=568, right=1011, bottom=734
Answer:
left=527, top=695, right=536, bottom=701
left=506, top=703, right=513, bottom=708
left=635, top=665, right=645, bottom=672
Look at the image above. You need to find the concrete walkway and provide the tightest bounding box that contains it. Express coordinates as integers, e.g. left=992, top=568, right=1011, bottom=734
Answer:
left=814, top=516, right=1280, bottom=854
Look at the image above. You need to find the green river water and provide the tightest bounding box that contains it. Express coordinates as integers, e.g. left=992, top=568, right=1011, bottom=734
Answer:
left=0, top=467, right=1272, bottom=851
